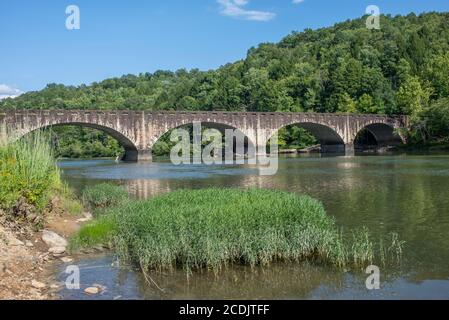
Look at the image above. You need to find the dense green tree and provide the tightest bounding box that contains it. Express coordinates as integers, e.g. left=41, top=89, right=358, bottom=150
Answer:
left=336, top=93, right=357, bottom=113
left=423, top=98, right=449, bottom=140
left=424, top=53, right=449, bottom=99
left=356, top=94, right=376, bottom=114
left=396, top=76, right=432, bottom=123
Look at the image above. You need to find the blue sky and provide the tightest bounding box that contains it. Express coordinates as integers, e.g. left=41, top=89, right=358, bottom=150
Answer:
left=1, top=0, right=448, bottom=97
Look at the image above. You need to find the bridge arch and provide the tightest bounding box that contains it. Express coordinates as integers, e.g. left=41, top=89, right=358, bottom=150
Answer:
left=16, top=122, right=139, bottom=161
left=354, top=123, right=405, bottom=152
left=149, top=121, right=256, bottom=158
left=267, top=121, right=347, bottom=154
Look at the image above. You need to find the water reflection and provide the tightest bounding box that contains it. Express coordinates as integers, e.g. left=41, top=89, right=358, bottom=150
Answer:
left=125, top=179, right=173, bottom=199
left=57, top=255, right=347, bottom=300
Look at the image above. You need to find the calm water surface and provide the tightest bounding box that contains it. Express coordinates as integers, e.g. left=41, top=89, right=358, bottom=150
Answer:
left=56, top=154, right=449, bottom=299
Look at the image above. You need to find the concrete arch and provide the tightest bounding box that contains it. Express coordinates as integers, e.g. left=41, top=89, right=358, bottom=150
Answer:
left=354, top=123, right=405, bottom=150
left=149, top=121, right=257, bottom=156
left=267, top=121, right=348, bottom=154
left=16, top=122, right=139, bottom=161
left=286, top=122, right=344, bottom=145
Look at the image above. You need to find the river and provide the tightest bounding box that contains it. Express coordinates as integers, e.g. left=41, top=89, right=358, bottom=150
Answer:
left=55, top=153, right=449, bottom=299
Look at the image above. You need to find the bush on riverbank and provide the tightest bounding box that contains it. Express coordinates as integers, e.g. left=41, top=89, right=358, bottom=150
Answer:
left=71, top=188, right=404, bottom=273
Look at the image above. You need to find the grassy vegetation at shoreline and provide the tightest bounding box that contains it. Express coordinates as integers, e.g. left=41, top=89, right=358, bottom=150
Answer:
left=0, top=131, right=58, bottom=209
left=0, top=128, right=83, bottom=228
left=71, top=187, right=404, bottom=274
left=82, top=183, right=129, bottom=214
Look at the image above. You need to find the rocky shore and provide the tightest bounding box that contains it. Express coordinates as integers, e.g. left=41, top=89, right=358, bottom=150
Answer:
left=0, top=210, right=92, bottom=300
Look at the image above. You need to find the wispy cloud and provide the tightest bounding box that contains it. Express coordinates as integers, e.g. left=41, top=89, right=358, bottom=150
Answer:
left=0, top=84, right=23, bottom=100
left=292, top=0, right=305, bottom=3
left=217, top=0, right=276, bottom=22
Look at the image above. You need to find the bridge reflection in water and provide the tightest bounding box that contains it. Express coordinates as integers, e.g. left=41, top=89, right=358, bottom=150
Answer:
left=125, top=178, right=173, bottom=200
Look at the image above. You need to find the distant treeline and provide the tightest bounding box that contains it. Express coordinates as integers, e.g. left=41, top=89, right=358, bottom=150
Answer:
left=2, top=12, right=449, bottom=156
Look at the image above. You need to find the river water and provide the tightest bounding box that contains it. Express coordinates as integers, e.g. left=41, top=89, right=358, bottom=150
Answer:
left=55, top=154, right=449, bottom=299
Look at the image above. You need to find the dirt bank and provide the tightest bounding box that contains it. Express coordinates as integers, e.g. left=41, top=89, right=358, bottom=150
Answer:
left=0, top=210, right=89, bottom=300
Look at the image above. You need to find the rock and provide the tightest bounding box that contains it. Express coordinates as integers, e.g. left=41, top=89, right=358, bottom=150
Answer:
left=111, top=260, right=120, bottom=267
left=77, top=212, right=93, bottom=223
left=26, top=213, right=41, bottom=224
left=92, top=284, right=106, bottom=292
left=50, top=283, right=61, bottom=289
left=93, top=245, right=105, bottom=252
left=84, top=212, right=93, bottom=219
left=42, top=230, right=67, bottom=248
left=60, top=257, right=73, bottom=263
left=84, top=287, right=100, bottom=295
left=0, top=262, right=6, bottom=274
left=31, top=280, right=46, bottom=289
left=10, top=238, right=24, bottom=246
left=25, top=240, right=34, bottom=247
left=48, top=246, right=66, bottom=254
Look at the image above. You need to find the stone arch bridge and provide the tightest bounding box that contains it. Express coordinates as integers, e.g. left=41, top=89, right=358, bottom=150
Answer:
left=0, top=110, right=408, bottom=161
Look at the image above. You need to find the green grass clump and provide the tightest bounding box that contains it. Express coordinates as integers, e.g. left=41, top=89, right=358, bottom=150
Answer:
left=0, top=130, right=60, bottom=212
left=71, top=188, right=404, bottom=274
left=70, top=216, right=117, bottom=249
left=82, top=183, right=129, bottom=213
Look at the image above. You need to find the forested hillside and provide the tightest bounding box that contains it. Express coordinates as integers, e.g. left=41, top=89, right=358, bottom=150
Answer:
left=2, top=12, right=449, bottom=150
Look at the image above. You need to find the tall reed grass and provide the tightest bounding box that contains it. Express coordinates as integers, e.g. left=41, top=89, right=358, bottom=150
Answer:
left=71, top=188, right=404, bottom=274
left=0, top=128, right=61, bottom=212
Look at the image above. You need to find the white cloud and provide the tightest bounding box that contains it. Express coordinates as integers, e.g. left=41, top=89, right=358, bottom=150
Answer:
left=0, top=84, right=23, bottom=100
left=218, top=0, right=276, bottom=22
left=292, top=0, right=305, bottom=4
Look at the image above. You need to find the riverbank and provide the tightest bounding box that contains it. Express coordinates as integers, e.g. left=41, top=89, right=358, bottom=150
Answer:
left=0, top=208, right=91, bottom=299
left=398, top=141, right=449, bottom=152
